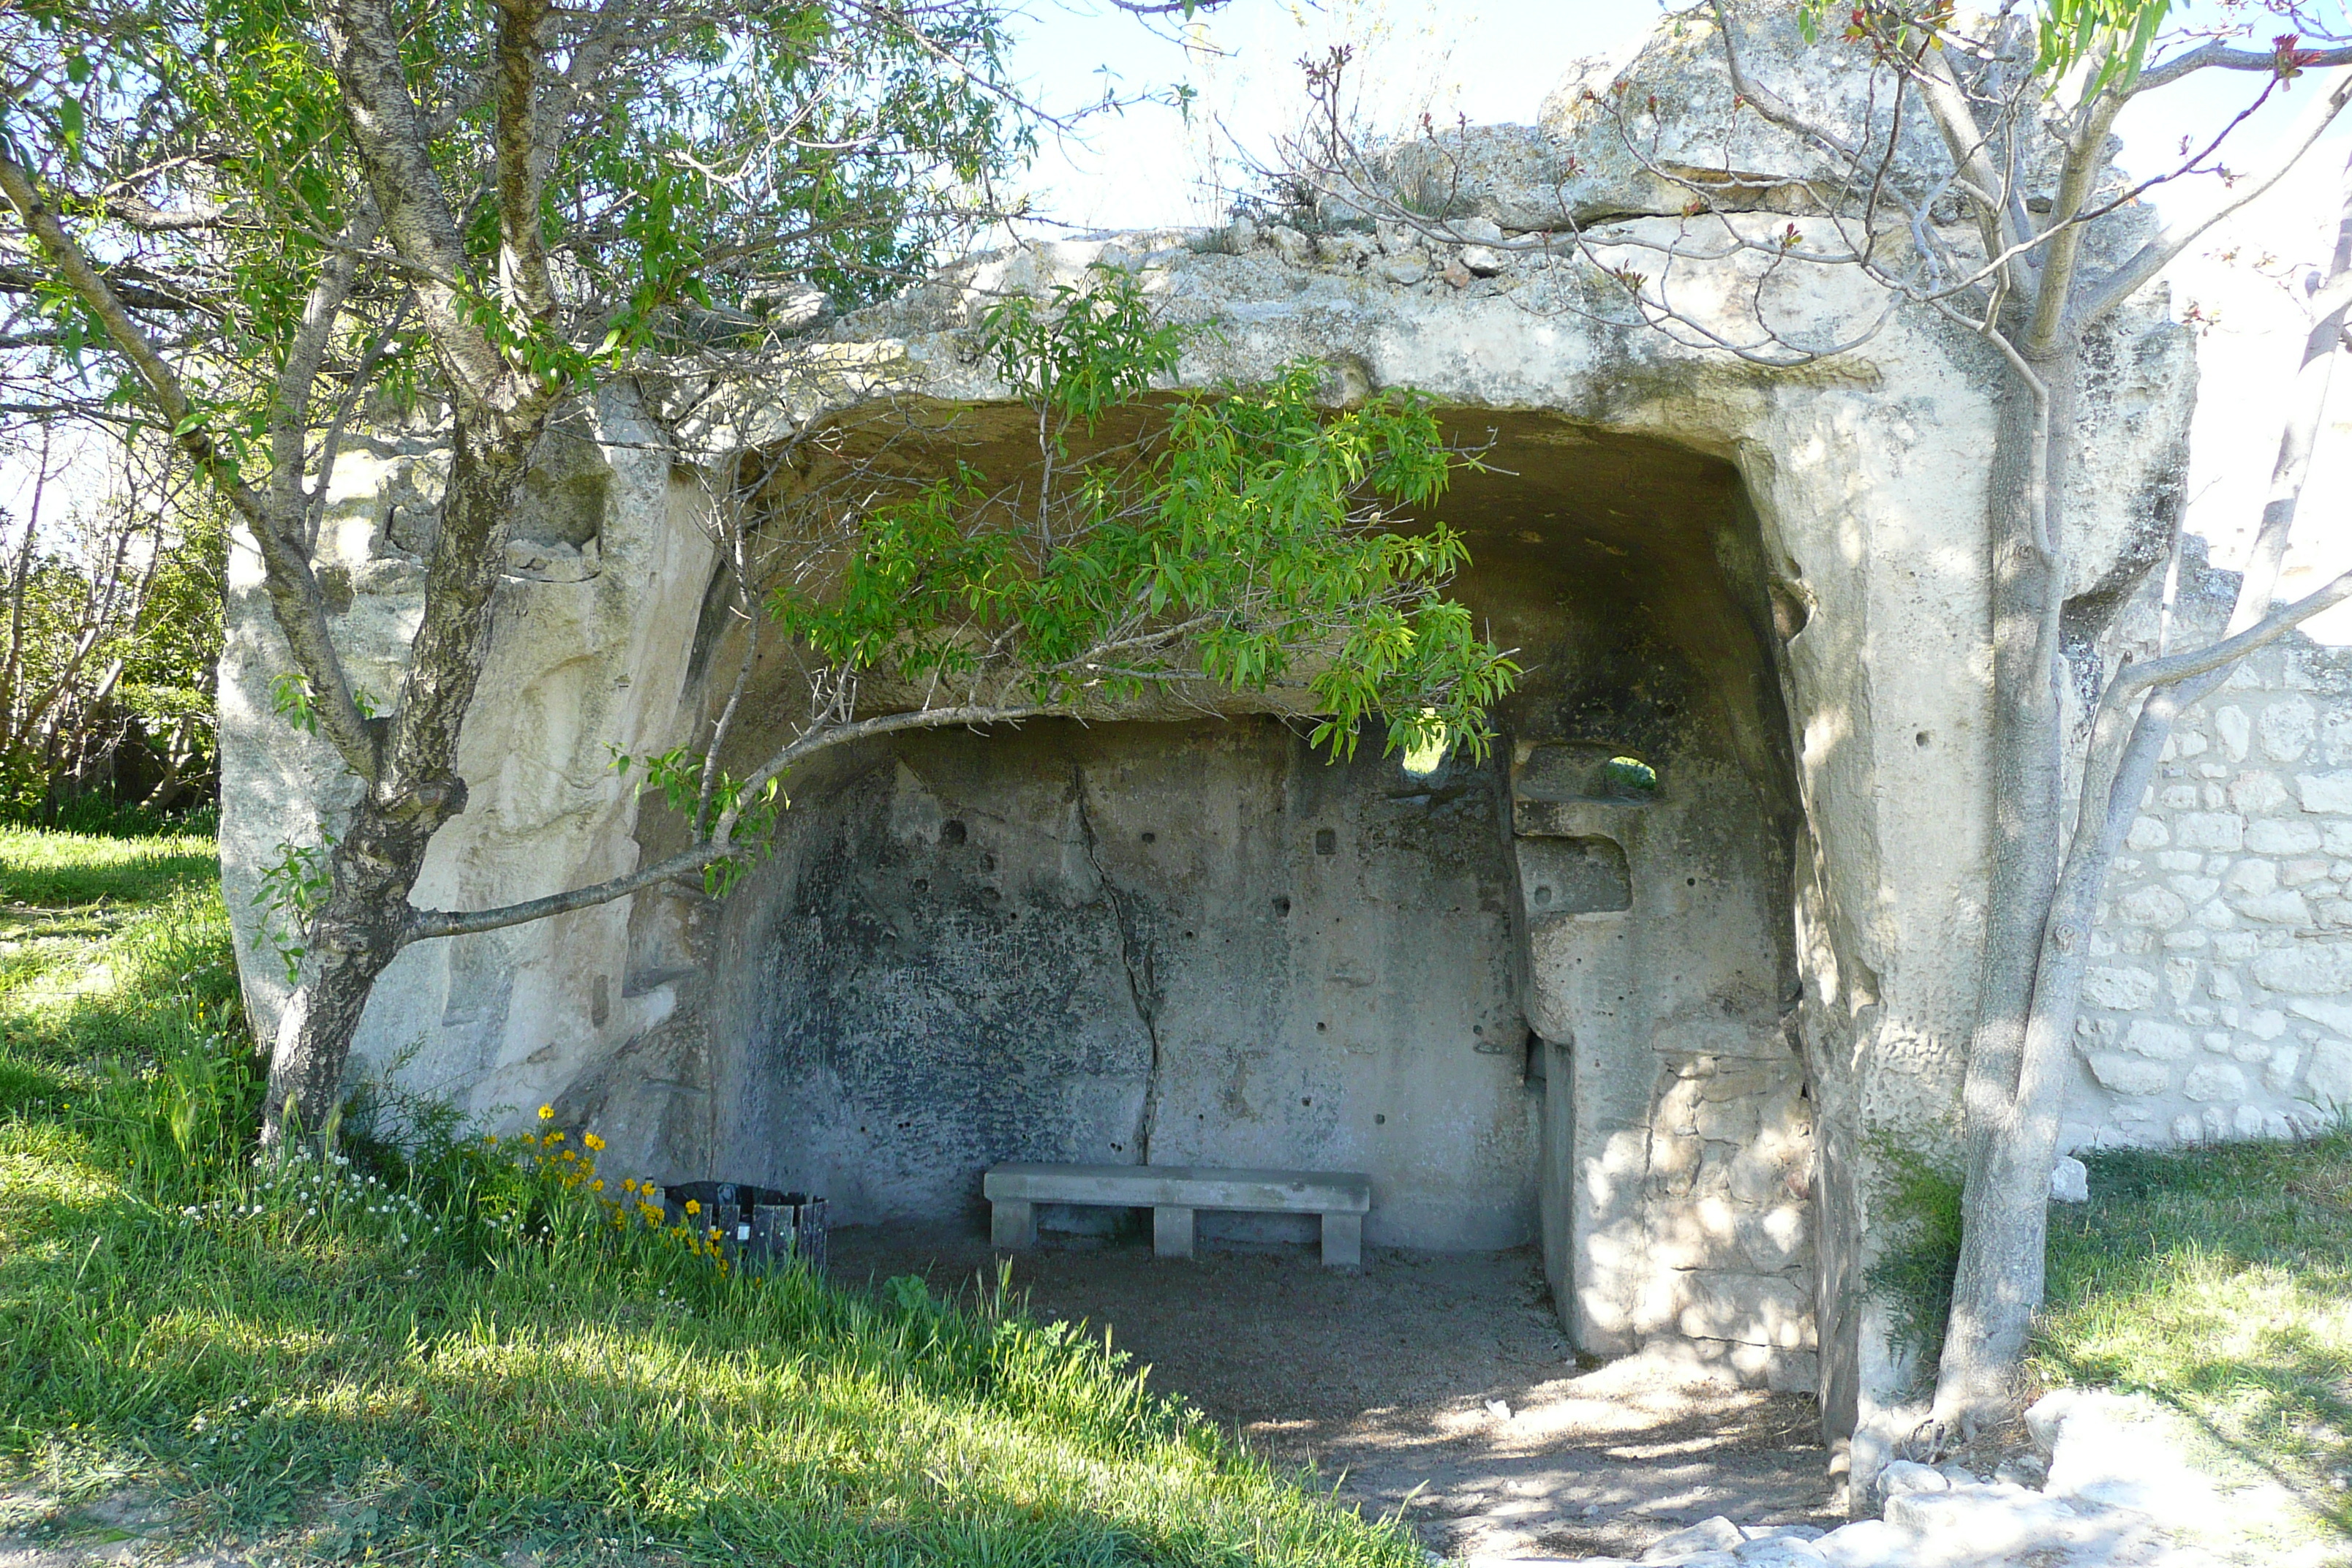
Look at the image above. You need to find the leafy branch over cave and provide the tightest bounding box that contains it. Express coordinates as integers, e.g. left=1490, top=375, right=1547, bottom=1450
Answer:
left=406, top=265, right=1520, bottom=935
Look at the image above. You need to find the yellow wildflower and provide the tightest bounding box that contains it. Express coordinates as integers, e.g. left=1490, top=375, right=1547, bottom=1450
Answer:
left=546, top=1131, right=565, bottom=1144
left=562, top=1150, right=577, bottom=1162
left=583, top=1133, right=605, bottom=1152
left=538, top=1104, right=554, bottom=1120
left=622, top=1178, right=638, bottom=1194
left=589, top=1179, right=604, bottom=1192
left=684, top=1199, right=701, bottom=1215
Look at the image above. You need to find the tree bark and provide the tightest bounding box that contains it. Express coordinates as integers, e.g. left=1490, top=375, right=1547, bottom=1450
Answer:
left=1931, top=143, right=2352, bottom=1430
left=1934, top=346, right=2073, bottom=1431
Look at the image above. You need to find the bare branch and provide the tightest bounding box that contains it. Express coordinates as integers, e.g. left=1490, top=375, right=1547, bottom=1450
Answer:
left=2136, top=40, right=2352, bottom=95
left=404, top=701, right=1071, bottom=942
left=2075, top=69, right=2352, bottom=328
left=2121, top=564, right=2352, bottom=730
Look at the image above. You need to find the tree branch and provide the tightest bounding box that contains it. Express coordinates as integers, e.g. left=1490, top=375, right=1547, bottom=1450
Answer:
left=2228, top=148, right=2352, bottom=635
left=404, top=700, right=1069, bottom=942
left=323, top=0, right=523, bottom=416
left=2136, top=41, right=2352, bottom=95
left=2074, top=69, right=2352, bottom=328
left=491, top=0, right=557, bottom=323
left=2093, top=565, right=2352, bottom=774
left=0, top=137, right=381, bottom=779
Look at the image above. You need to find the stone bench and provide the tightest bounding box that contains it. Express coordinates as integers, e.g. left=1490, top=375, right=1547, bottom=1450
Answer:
left=982, top=1161, right=1371, bottom=1267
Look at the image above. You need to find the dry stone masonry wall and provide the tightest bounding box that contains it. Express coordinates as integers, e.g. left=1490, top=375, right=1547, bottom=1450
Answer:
left=2068, top=551, right=2352, bottom=1152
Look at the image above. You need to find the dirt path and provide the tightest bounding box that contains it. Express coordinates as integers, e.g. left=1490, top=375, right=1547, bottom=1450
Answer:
left=831, top=1222, right=1843, bottom=1561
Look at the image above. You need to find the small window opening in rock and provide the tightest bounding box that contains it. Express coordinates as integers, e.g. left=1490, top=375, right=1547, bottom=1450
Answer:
left=1523, top=1030, right=1546, bottom=1084
left=1183, top=930, right=1196, bottom=939
left=1316, top=1021, right=1328, bottom=1033
left=1301, top=1097, right=1311, bottom=1106
left=1141, top=831, right=1156, bottom=843
left=1473, top=1024, right=1484, bottom=1036
left=1273, top=896, right=1292, bottom=916
left=913, top=878, right=930, bottom=893
left=942, top=819, right=967, bottom=845
left=1601, top=755, right=1659, bottom=796
left=1532, top=884, right=1554, bottom=907
left=1687, top=877, right=1697, bottom=886
left=1315, top=828, right=1337, bottom=855
left=1915, top=730, right=1933, bottom=748
left=1399, top=709, right=1451, bottom=777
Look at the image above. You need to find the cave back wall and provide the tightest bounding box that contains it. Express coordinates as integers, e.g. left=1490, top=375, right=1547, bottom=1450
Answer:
left=726, top=717, right=1537, bottom=1251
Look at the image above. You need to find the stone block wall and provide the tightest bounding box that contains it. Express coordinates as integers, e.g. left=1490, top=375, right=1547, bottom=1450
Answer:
left=1510, top=739, right=1814, bottom=1391
left=2068, top=549, right=2352, bottom=1150
left=1642, top=1055, right=1817, bottom=1387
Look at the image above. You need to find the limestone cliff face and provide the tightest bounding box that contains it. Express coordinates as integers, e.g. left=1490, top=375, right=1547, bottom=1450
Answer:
left=220, top=1, right=2216, bottom=1474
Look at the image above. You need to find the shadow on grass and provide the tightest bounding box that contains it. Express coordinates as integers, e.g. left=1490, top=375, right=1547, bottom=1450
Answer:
left=2036, top=1137, right=2352, bottom=1535
left=0, top=829, right=1412, bottom=1566
left=0, top=1175, right=1421, bottom=1568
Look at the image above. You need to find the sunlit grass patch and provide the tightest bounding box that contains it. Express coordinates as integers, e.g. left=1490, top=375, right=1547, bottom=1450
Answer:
left=2036, top=1133, right=2352, bottom=1532
left=0, top=824, right=1424, bottom=1567
left=0, top=826, right=216, bottom=908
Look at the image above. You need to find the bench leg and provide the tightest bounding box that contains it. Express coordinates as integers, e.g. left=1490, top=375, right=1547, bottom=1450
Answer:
left=1153, top=1205, right=1195, bottom=1259
left=991, top=1199, right=1036, bottom=1251
left=1321, top=1212, right=1362, bottom=1269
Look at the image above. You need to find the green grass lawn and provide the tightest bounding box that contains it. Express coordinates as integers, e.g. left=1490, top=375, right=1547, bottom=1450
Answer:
left=0, top=826, right=1423, bottom=1567
left=2036, top=1137, right=2352, bottom=1533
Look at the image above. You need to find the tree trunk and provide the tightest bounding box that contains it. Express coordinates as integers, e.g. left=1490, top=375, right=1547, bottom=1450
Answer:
left=263, top=408, right=536, bottom=1134
left=1934, top=347, right=2075, bottom=1430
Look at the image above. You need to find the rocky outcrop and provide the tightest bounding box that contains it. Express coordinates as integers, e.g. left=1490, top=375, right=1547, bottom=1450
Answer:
left=218, top=1, right=2222, bottom=1495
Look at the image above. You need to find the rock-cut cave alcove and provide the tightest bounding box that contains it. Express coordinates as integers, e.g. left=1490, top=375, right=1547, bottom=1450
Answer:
left=690, top=410, right=1812, bottom=1384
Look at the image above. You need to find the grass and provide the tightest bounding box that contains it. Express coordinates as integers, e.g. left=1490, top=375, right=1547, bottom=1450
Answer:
left=1864, top=1134, right=2352, bottom=1538
left=0, top=826, right=1424, bottom=1567
left=2036, top=1136, right=2352, bottom=1533
left=0, top=824, right=218, bottom=911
